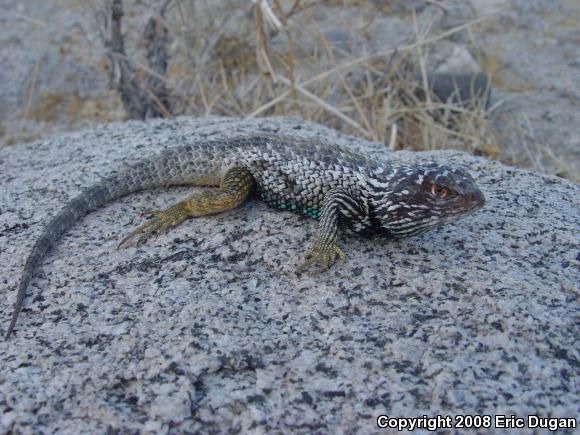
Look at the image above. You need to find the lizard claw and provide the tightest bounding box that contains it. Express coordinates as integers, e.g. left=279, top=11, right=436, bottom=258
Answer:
left=141, top=209, right=161, bottom=217
left=297, top=240, right=346, bottom=274
left=118, top=219, right=157, bottom=248
left=118, top=206, right=187, bottom=248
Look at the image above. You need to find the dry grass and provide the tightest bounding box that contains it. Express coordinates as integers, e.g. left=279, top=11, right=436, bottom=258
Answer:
left=126, top=0, right=502, bottom=160
left=7, top=0, right=576, bottom=179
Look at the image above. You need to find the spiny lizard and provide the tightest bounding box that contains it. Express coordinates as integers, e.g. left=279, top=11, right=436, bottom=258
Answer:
left=4, top=134, right=484, bottom=338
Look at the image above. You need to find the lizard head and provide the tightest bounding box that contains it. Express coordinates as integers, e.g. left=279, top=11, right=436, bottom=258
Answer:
left=371, top=163, right=485, bottom=238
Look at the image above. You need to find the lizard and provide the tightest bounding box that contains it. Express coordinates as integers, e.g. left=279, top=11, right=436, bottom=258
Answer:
left=4, top=134, right=485, bottom=338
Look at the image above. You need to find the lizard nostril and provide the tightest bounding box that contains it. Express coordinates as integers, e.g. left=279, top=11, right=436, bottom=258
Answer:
left=468, top=190, right=485, bottom=206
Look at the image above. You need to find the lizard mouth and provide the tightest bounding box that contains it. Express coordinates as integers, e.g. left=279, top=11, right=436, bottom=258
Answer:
left=463, top=189, right=485, bottom=210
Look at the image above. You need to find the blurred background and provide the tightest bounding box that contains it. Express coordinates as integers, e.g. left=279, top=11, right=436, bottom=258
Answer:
left=0, top=0, right=578, bottom=180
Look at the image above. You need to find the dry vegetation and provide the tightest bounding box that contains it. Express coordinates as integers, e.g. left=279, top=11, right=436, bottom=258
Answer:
left=91, top=0, right=503, bottom=159
left=8, top=0, right=576, bottom=180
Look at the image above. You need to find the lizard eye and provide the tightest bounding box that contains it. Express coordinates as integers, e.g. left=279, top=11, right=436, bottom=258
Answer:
left=430, top=184, right=449, bottom=198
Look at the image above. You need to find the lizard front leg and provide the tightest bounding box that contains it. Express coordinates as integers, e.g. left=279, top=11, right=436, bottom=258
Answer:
left=298, top=188, right=358, bottom=273
left=119, top=166, right=253, bottom=247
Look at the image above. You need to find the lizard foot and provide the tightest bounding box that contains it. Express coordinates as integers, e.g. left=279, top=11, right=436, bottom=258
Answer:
left=297, top=240, right=346, bottom=273
left=119, top=205, right=188, bottom=248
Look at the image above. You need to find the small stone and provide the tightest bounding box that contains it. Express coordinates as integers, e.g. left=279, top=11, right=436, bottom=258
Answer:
left=435, top=45, right=481, bottom=74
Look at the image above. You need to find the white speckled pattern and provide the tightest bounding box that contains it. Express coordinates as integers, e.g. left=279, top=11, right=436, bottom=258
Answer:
left=0, top=117, right=578, bottom=433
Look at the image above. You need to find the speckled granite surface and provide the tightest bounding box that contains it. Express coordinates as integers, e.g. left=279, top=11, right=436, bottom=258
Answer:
left=0, top=117, right=578, bottom=433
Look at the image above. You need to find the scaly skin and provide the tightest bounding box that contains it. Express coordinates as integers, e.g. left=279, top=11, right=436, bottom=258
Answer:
left=4, top=134, right=484, bottom=338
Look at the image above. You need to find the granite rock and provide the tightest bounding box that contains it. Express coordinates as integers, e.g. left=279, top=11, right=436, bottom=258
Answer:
left=0, top=117, right=578, bottom=433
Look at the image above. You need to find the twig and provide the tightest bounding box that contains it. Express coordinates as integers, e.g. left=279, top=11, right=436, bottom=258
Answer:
left=21, top=57, right=42, bottom=123
left=277, top=76, right=367, bottom=135
left=319, top=29, right=373, bottom=138
left=420, top=0, right=448, bottom=12
left=273, top=0, right=300, bottom=114
left=254, top=2, right=277, bottom=81
left=388, top=122, right=398, bottom=150
left=197, top=10, right=246, bottom=70
left=143, top=3, right=172, bottom=117
left=0, top=7, right=47, bottom=26
left=251, top=0, right=282, bottom=31
left=413, top=9, right=432, bottom=108
left=104, top=0, right=172, bottom=119
left=143, top=85, right=173, bottom=118
left=247, top=88, right=292, bottom=117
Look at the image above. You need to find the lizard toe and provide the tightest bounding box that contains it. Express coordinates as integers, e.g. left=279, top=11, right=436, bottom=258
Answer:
left=297, top=241, right=346, bottom=274
left=141, top=209, right=161, bottom=217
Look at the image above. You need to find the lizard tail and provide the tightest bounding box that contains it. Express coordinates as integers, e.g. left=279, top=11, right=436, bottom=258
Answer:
left=5, top=146, right=218, bottom=338
left=5, top=184, right=114, bottom=339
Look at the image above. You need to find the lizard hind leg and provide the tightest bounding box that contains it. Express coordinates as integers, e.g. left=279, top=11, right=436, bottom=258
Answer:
left=119, top=166, right=253, bottom=247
